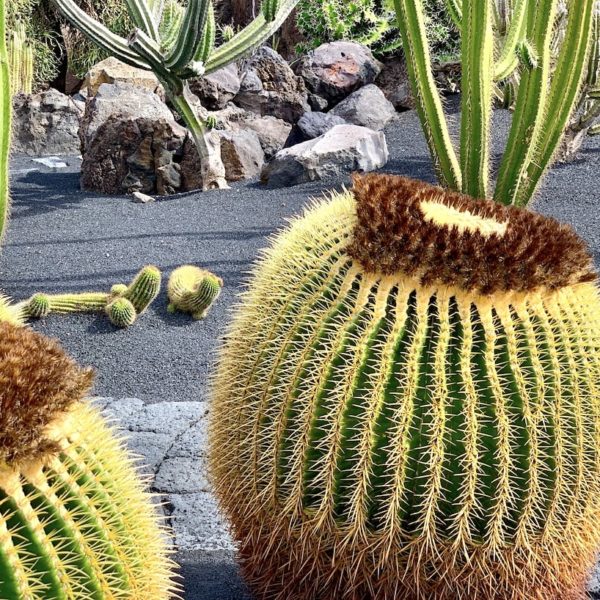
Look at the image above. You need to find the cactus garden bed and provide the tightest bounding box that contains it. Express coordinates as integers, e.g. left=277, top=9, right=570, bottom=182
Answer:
left=3, top=103, right=600, bottom=599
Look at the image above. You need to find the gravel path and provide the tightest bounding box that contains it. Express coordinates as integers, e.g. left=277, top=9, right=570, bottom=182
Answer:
left=3, top=103, right=600, bottom=599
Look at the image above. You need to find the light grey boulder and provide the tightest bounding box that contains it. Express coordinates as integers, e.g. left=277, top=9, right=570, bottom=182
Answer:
left=80, top=82, right=174, bottom=153
left=217, top=129, right=265, bottom=181
left=262, top=124, right=388, bottom=187
left=232, top=115, right=291, bottom=159
left=330, top=84, right=397, bottom=130
left=189, top=63, right=242, bottom=110
left=234, top=47, right=310, bottom=123
left=296, top=41, right=383, bottom=107
left=11, top=89, right=83, bottom=156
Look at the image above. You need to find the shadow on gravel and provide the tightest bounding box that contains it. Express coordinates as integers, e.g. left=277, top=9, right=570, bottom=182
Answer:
left=178, top=552, right=253, bottom=600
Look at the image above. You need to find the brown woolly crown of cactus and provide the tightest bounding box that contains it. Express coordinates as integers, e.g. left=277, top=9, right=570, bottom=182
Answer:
left=348, top=174, right=597, bottom=293
left=0, top=322, right=94, bottom=462
left=210, top=173, right=600, bottom=600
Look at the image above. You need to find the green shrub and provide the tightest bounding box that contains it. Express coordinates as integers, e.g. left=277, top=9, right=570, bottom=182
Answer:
left=295, top=0, right=458, bottom=60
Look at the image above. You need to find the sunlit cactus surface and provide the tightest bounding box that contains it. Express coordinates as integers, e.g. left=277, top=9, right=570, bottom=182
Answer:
left=0, top=322, right=177, bottom=599
left=210, top=173, right=600, bottom=600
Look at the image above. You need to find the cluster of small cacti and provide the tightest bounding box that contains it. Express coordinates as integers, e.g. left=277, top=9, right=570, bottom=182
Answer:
left=7, top=22, right=34, bottom=95
left=210, top=173, right=600, bottom=600
left=20, top=265, right=162, bottom=328
left=0, top=321, right=177, bottom=599
left=167, top=265, right=223, bottom=320
left=52, top=0, right=301, bottom=190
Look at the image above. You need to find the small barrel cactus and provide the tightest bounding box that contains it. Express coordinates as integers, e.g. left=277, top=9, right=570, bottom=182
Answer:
left=0, top=322, right=177, bottom=599
left=210, top=173, right=600, bottom=600
left=106, top=297, right=138, bottom=328
left=168, top=265, right=223, bottom=320
left=123, top=265, right=162, bottom=315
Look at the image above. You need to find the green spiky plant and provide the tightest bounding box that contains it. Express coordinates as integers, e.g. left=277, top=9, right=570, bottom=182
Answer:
left=396, top=0, right=594, bottom=205
left=167, top=264, right=223, bottom=320
left=0, top=0, right=10, bottom=246
left=18, top=265, right=162, bottom=328
left=0, top=321, right=177, bottom=599
left=7, top=22, right=34, bottom=95
left=52, top=0, right=301, bottom=191
left=209, top=0, right=600, bottom=597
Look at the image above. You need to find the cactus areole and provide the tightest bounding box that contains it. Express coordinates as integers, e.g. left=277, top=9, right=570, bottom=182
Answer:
left=210, top=173, right=600, bottom=600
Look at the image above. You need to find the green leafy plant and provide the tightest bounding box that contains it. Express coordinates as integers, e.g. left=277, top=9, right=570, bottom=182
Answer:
left=52, top=0, right=301, bottom=190
left=295, top=0, right=458, bottom=59
left=0, top=321, right=177, bottom=599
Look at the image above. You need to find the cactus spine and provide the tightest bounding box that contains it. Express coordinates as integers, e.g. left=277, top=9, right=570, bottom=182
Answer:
left=0, top=323, right=177, bottom=599
left=210, top=173, right=600, bottom=600
left=51, top=0, right=301, bottom=191
left=167, top=265, right=222, bottom=319
left=393, top=0, right=595, bottom=205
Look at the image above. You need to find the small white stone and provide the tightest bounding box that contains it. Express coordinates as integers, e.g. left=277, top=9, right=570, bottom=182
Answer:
left=132, top=191, right=155, bottom=204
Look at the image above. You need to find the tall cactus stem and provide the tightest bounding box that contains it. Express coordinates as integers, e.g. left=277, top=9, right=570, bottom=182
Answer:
left=125, top=0, right=160, bottom=41
left=393, top=0, right=462, bottom=190
left=493, top=0, right=559, bottom=205
left=0, top=0, right=10, bottom=245
left=513, top=0, right=596, bottom=205
left=24, top=292, right=109, bottom=317
left=166, top=0, right=210, bottom=70
left=169, top=87, right=228, bottom=190
left=460, top=0, right=494, bottom=198
left=493, top=0, right=527, bottom=80
left=194, top=2, right=216, bottom=63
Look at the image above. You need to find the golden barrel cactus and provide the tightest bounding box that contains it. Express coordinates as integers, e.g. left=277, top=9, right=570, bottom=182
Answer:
left=210, top=173, right=600, bottom=600
left=0, top=322, right=177, bottom=599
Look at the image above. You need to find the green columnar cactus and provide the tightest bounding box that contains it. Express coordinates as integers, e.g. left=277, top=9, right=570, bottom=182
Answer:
left=167, top=264, right=222, bottom=319
left=394, top=0, right=595, bottom=205
left=210, top=173, right=600, bottom=600
left=7, top=23, right=34, bottom=95
left=122, top=264, right=162, bottom=314
left=21, top=265, right=161, bottom=328
left=0, top=0, right=10, bottom=245
left=0, top=322, right=177, bottom=599
left=51, top=0, right=301, bottom=191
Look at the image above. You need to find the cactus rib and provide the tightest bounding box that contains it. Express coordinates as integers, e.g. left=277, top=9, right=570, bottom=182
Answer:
left=125, top=0, right=160, bottom=41
left=166, top=0, right=211, bottom=71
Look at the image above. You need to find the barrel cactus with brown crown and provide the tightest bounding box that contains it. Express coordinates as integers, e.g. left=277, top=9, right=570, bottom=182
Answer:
left=209, top=173, right=600, bottom=600
left=0, top=322, right=177, bottom=599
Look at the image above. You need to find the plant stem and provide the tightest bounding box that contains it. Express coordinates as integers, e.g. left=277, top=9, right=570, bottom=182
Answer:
left=168, top=83, right=228, bottom=190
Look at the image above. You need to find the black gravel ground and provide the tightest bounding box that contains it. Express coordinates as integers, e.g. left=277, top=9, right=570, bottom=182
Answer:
left=3, top=102, right=600, bottom=599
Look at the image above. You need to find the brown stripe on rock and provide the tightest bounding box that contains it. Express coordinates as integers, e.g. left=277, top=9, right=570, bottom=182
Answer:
left=347, top=173, right=597, bottom=294
left=0, top=323, right=94, bottom=463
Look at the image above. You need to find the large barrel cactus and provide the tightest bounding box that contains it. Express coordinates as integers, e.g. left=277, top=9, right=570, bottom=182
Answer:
left=210, top=173, right=600, bottom=600
left=0, top=322, right=176, bottom=599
